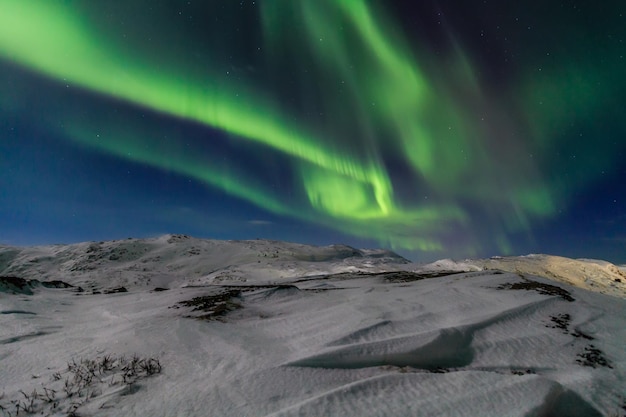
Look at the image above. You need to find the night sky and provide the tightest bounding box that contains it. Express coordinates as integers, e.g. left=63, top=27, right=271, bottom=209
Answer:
left=1, top=1, right=625, bottom=262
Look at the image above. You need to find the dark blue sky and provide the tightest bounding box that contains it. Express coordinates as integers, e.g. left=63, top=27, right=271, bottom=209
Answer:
left=1, top=1, right=625, bottom=262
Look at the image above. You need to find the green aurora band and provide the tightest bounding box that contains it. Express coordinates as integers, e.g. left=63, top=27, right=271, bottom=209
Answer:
left=1, top=1, right=621, bottom=255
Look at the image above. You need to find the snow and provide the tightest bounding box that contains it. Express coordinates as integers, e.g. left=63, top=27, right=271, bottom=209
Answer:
left=0, top=235, right=409, bottom=292
left=1, top=236, right=625, bottom=416
left=468, top=254, right=626, bottom=298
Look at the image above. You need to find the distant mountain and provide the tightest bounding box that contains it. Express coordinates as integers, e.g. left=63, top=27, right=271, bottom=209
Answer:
left=469, top=254, right=626, bottom=299
left=0, top=234, right=409, bottom=292
left=1, top=236, right=625, bottom=416
left=1, top=236, right=624, bottom=298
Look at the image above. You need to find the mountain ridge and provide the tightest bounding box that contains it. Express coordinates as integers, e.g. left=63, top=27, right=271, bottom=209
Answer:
left=1, top=235, right=624, bottom=298
left=0, top=234, right=409, bottom=291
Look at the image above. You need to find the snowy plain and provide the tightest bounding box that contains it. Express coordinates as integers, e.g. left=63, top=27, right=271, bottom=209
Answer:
left=1, top=235, right=625, bottom=416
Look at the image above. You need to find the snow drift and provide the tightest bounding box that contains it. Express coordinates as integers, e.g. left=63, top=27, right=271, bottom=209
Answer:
left=1, top=236, right=625, bottom=416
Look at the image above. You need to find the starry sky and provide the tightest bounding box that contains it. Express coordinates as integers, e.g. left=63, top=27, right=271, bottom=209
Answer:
left=1, top=1, right=625, bottom=262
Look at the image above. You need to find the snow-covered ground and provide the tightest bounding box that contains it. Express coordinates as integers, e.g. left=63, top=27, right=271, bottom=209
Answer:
left=1, top=236, right=625, bottom=416
left=469, top=254, right=626, bottom=299
left=0, top=235, right=409, bottom=292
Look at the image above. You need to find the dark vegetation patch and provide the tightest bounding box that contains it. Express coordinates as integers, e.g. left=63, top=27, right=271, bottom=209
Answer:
left=546, top=313, right=595, bottom=340
left=571, top=329, right=595, bottom=341
left=103, top=286, right=128, bottom=294
left=0, top=353, right=161, bottom=416
left=548, top=313, right=571, bottom=332
left=174, top=289, right=242, bottom=321
left=301, top=287, right=342, bottom=293
left=173, top=284, right=303, bottom=321
left=497, top=279, right=575, bottom=302
left=296, top=270, right=463, bottom=284
left=295, top=271, right=369, bottom=282
left=153, top=287, right=169, bottom=292
left=511, top=369, right=535, bottom=376
left=173, top=284, right=314, bottom=320
left=381, top=270, right=460, bottom=283
left=217, top=283, right=342, bottom=296
left=218, top=284, right=299, bottom=292
left=428, top=367, right=450, bottom=374
left=167, top=234, right=190, bottom=244
left=295, top=271, right=400, bottom=283
left=0, top=276, right=76, bottom=295
left=0, top=276, right=34, bottom=294
left=576, top=345, right=613, bottom=369
left=40, top=280, right=74, bottom=289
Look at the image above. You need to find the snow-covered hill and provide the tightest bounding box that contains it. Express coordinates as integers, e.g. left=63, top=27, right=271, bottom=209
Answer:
left=468, top=254, right=626, bottom=299
left=0, top=234, right=409, bottom=292
left=3, top=235, right=624, bottom=298
left=1, top=236, right=625, bottom=416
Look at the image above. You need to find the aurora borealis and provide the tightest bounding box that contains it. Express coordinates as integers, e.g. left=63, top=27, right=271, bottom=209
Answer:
left=1, top=1, right=625, bottom=261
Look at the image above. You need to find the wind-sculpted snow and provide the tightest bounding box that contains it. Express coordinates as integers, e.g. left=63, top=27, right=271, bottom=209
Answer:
left=1, top=237, right=626, bottom=415
left=263, top=373, right=602, bottom=417
left=286, top=297, right=560, bottom=371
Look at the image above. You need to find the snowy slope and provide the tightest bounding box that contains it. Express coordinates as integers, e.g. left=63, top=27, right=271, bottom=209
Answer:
left=0, top=234, right=409, bottom=292
left=469, top=254, right=626, bottom=298
left=1, top=237, right=625, bottom=416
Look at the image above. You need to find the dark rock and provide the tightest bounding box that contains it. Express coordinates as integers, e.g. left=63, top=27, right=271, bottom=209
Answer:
left=0, top=276, right=35, bottom=294
left=382, top=270, right=460, bottom=283
left=40, top=280, right=74, bottom=289
left=104, top=286, right=128, bottom=294
left=576, top=345, right=613, bottom=369
left=177, top=289, right=242, bottom=321
left=498, top=279, right=575, bottom=302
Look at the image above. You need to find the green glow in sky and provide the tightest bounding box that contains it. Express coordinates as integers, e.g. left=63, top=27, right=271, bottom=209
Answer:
left=3, top=0, right=609, bottom=256
left=0, top=2, right=395, bottom=221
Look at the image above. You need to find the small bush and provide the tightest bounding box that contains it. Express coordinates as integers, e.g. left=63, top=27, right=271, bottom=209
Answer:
left=0, top=353, right=162, bottom=417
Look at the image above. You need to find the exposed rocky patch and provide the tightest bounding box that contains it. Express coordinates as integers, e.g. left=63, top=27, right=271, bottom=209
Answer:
left=548, top=313, right=571, bottom=332
left=0, top=276, right=35, bottom=294
left=576, top=345, right=613, bottom=369
left=40, top=280, right=75, bottom=289
left=497, top=278, right=575, bottom=302
left=103, top=286, right=128, bottom=294
left=174, top=289, right=242, bottom=321
left=381, top=270, right=461, bottom=283
left=546, top=313, right=595, bottom=340
left=474, top=254, right=626, bottom=298
left=0, top=276, right=76, bottom=295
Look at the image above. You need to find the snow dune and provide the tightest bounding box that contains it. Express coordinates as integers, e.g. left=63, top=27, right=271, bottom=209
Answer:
left=1, top=236, right=625, bottom=416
